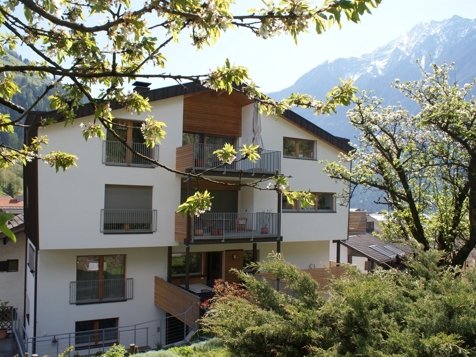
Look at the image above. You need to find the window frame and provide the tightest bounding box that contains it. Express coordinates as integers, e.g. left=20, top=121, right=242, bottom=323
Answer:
left=283, top=137, right=316, bottom=160
left=0, top=259, right=19, bottom=272
left=75, top=255, right=126, bottom=304
left=75, top=318, right=119, bottom=349
left=282, top=192, right=336, bottom=213
left=171, top=252, right=204, bottom=277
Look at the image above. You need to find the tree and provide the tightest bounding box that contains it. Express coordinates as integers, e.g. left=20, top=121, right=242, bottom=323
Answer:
left=0, top=0, right=383, bottom=238
left=201, top=252, right=476, bottom=356
left=324, top=62, right=476, bottom=266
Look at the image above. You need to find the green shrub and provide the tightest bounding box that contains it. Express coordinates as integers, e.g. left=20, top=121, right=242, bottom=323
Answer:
left=202, top=252, right=476, bottom=357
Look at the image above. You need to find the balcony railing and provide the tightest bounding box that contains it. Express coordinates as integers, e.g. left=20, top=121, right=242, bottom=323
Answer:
left=176, top=143, right=281, bottom=174
left=100, top=209, right=157, bottom=233
left=190, top=212, right=278, bottom=242
left=70, top=278, right=133, bottom=304
left=103, top=141, right=158, bottom=167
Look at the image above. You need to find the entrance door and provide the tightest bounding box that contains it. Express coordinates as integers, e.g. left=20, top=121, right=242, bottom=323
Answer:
left=206, top=252, right=222, bottom=286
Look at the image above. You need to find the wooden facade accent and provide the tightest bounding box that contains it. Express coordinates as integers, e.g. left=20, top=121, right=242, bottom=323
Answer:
left=154, top=277, right=200, bottom=328
left=256, top=266, right=347, bottom=292
left=175, top=213, right=187, bottom=243
left=224, top=250, right=244, bottom=284
left=349, top=211, right=367, bottom=235
left=176, top=144, right=194, bottom=172
left=183, top=91, right=242, bottom=137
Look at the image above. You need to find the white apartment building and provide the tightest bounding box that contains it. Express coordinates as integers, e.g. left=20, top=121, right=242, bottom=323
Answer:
left=23, top=82, right=351, bottom=355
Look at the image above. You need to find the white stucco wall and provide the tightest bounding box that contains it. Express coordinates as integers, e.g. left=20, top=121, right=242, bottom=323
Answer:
left=37, top=97, right=184, bottom=250
left=0, top=231, right=26, bottom=318
left=36, top=247, right=167, bottom=344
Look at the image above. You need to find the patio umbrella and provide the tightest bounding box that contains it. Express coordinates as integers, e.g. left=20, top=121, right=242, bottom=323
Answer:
left=252, top=102, right=264, bottom=149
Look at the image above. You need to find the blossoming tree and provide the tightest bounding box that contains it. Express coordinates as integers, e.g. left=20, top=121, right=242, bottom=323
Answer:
left=324, top=62, right=476, bottom=266
left=0, top=0, right=383, bottom=237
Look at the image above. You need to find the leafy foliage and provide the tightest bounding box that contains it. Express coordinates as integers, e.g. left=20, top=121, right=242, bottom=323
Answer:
left=202, top=252, right=476, bottom=356
left=324, top=62, right=476, bottom=266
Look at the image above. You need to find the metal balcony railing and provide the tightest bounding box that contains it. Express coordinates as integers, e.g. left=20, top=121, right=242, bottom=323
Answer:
left=103, top=141, right=158, bottom=167
left=70, top=278, right=133, bottom=304
left=100, top=209, right=157, bottom=233
left=192, top=143, right=280, bottom=174
left=191, top=212, right=278, bottom=242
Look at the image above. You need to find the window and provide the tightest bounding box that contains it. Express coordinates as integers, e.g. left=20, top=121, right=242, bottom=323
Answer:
left=75, top=255, right=127, bottom=303
left=171, top=253, right=203, bottom=276
left=283, top=138, right=315, bottom=159
left=104, top=119, right=156, bottom=166
left=75, top=318, right=118, bottom=347
left=282, top=192, right=335, bottom=212
left=28, top=244, right=35, bottom=272
left=102, top=185, right=156, bottom=233
left=0, top=259, right=18, bottom=272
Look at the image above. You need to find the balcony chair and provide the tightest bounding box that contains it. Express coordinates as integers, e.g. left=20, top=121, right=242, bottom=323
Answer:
left=236, top=217, right=248, bottom=231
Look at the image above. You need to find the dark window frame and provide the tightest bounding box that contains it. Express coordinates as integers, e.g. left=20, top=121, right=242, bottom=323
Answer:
left=282, top=192, right=336, bottom=213
left=0, top=259, right=19, bottom=272
left=283, top=137, right=315, bottom=160
left=75, top=318, right=119, bottom=348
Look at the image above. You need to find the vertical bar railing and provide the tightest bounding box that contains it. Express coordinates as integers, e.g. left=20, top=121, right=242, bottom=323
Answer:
left=192, top=143, right=280, bottom=174
left=103, top=141, right=158, bottom=166
left=101, top=209, right=157, bottom=233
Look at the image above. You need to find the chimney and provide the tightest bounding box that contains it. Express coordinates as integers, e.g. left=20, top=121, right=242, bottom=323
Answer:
left=132, top=81, right=151, bottom=93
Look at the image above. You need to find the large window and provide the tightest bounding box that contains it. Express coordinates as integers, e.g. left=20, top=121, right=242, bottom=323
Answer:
left=171, top=253, right=203, bottom=276
left=75, top=255, right=126, bottom=303
left=102, top=185, right=156, bottom=233
left=282, top=192, right=335, bottom=212
left=75, top=318, right=118, bottom=347
left=283, top=138, right=315, bottom=159
left=104, top=119, right=156, bottom=166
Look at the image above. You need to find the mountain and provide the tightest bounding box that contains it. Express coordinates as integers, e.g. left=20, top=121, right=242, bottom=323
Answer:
left=269, top=16, right=476, bottom=211
left=270, top=15, right=476, bottom=142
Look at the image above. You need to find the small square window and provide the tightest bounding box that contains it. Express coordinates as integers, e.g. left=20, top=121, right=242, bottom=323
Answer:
left=7, top=260, right=18, bottom=272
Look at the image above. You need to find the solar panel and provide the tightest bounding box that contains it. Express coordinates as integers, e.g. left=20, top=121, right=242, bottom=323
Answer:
left=369, top=245, right=396, bottom=258
left=384, top=245, right=405, bottom=257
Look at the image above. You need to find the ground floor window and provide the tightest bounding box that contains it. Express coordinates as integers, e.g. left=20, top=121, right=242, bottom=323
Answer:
left=75, top=318, right=118, bottom=347
left=171, top=252, right=203, bottom=276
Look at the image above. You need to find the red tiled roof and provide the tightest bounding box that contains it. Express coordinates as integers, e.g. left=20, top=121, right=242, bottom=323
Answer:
left=0, top=196, right=23, bottom=208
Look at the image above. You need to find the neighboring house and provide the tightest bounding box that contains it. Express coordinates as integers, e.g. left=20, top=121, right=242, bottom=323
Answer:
left=0, top=196, right=24, bottom=214
left=0, top=213, right=26, bottom=320
left=23, top=82, right=352, bottom=354
left=340, top=210, right=412, bottom=272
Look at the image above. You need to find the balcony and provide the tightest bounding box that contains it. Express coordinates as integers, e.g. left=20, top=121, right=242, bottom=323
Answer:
left=70, top=278, right=133, bottom=304
left=100, top=209, right=157, bottom=233
left=103, top=141, right=158, bottom=167
left=175, top=212, right=279, bottom=244
left=176, top=143, right=281, bottom=175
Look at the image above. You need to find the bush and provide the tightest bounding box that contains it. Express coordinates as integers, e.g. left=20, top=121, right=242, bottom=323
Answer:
left=201, top=252, right=476, bottom=356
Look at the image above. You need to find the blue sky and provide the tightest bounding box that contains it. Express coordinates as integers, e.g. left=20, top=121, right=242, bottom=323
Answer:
left=14, top=0, right=476, bottom=93
left=161, top=0, right=476, bottom=92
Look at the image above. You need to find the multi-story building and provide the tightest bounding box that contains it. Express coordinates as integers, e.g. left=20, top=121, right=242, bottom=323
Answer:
left=23, top=82, right=351, bottom=354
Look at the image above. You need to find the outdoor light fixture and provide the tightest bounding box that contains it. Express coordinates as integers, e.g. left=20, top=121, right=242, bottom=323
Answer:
left=52, top=336, right=58, bottom=343
left=232, top=254, right=237, bottom=260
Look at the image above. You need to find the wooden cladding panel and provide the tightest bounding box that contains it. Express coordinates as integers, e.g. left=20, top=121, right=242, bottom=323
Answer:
left=154, top=277, right=200, bottom=327
left=180, top=180, right=241, bottom=191
left=176, top=145, right=194, bottom=172
left=171, top=276, right=208, bottom=286
left=224, top=250, right=244, bottom=284
left=349, top=211, right=367, bottom=235
left=175, top=213, right=187, bottom=243
left=184, top=91, right=242, bottom=137
left=256, top=266, right=347, bottom=292
left=301, top=266, right=347, bottom=290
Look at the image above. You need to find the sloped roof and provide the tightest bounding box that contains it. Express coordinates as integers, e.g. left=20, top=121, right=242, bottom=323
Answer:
left=25, top=82, right=353, bottom=153
left=0, top=196, right=23, bottom=209
left=341, top=233, right=412, bottom=264
left=0, top=213, right=24, bottom=238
